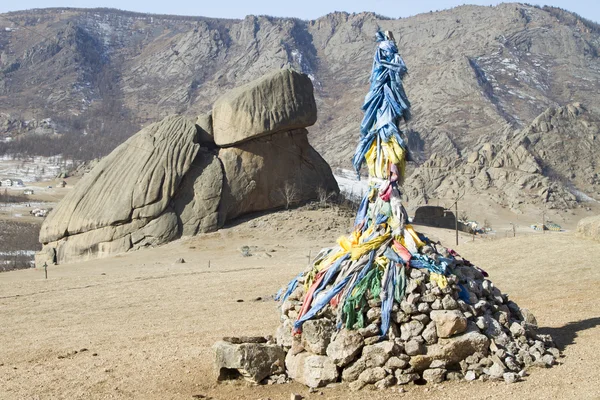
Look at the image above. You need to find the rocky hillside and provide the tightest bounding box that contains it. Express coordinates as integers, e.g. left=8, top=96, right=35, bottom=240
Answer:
left=1, top=4, right=599, bottom=207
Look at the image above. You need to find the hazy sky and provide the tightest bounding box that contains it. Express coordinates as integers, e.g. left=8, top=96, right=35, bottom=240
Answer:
left=0, top=1, right=598, bottom=23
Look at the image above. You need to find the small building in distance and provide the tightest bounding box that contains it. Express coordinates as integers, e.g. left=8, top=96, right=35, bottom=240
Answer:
left=23, top=189, right=34, bottom=195
left=1, top=178, right=13, bottom=187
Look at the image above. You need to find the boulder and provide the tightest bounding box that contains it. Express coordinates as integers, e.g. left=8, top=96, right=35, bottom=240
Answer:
left=427, top=331, right=490, bottom=363
left=38, top=116, right=201, bottom=264
left=172, top=149, right=223, bottom=236
left=301, top=318, right=335, bottom=355
left=212, top=68, right=317, bottom=146
left=218, top=129, right=338, bottom=221
left=213, top=340, right=285, bottom=383
left=285, top=351, right=339, bottom=388
left=577, top=215, right=600, bottom=242
left=195, top=113, right=214, bottom=144
left=430, top=310, right=468, bottom=338
left=326, top=329, right=364, bottom=367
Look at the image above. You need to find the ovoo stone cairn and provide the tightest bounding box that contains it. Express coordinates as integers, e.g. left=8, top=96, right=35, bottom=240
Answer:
left=37, top=68, right=338, bottom=265
left=213, top=31, right=560, bottom=390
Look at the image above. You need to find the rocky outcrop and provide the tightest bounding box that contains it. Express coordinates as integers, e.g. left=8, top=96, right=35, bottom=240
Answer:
left=37, top=68, right=338, bottom=265
left=213, top=68, right=317, bottom=146
left=577, top=215, right=600, bottom=242
left=218, top=129, right=338, bottom=221
left=404, top=105, right=590, bottom=211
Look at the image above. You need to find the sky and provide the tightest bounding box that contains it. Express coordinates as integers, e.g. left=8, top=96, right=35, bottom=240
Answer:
left=0, top=0, right=598, bottom=23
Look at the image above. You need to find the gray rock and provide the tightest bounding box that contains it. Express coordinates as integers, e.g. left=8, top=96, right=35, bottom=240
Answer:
left=464, top=370, right=477, bottom=381
left=395, top=372, right=420, bottom=385
left=326, top=329, right=364, bottom=367
left=276, top=319, right=294, bottom=348
left=430, top=310, right=468, bottom=338
left=385, top=356, right=409, bottom=370
left=342, top=358, right=366, bottom=382
left=487, top=362, right=505, bottom=379
left=285, top=351, right=338, bottom=388
left=400, top=320, right=425, bottom=340
left=195, top=113, right=214, bottom=144
left=427, top=331, right=490, bottom=363
left=358, top=323, right=380, bottom=338
left=213, top=340, right=285, bottom=383
left=429, top=359, right=446, bottom=369
left=446, top=371, right=464, bottom=381
left=301, top=319, right=335, bottom=355
left=212, top=68, right=317, bottom=146
left=362, top=341, right=397, bottom=368
left=358, top=367, right=387, bottom=384
left=374, top=375, right=396, bottom=389
left=503, top=372, right=520, bottom=383
left=431, top=299, right=443, bottom=310
left=442, top=294, right=459, bottom=310
left=418, top=302, right=432, bottom=314
left=422, top=321, right=438, bottom=345
left=218, top=129, right=338, bottom=222
left=38, top=116, right=202, bottom=264
left=405, top=340, right=424, bottom=356
left=422, top=368, right=446, bottom=383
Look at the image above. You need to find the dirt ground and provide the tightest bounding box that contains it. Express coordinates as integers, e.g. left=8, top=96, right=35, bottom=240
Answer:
left=1, top=206, right=599, bottom=400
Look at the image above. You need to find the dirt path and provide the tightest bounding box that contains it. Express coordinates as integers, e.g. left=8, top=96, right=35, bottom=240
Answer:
left=1, top=207, right=599, bottom=399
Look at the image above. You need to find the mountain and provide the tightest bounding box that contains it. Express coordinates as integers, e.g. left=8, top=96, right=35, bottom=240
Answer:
left=0, top=4, right=599, bottom=209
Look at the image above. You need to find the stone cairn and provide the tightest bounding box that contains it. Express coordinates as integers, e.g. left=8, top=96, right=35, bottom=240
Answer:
left=213, top=31, right=560, bottom=390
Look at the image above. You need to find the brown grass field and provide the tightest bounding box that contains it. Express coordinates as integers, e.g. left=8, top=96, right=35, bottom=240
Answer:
left=1, top=207, right=599, bottom=400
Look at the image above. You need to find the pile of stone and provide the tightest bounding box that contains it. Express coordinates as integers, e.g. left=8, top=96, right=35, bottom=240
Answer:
left=271, top=243, right=560, bottom=389
left=214, top=242, right=560, bottom=390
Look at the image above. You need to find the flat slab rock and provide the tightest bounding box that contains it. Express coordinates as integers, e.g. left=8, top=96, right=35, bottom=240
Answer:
left=213, top=340, right=285, bottom=383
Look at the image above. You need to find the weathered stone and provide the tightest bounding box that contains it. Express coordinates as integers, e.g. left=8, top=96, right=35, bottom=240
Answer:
left=212, top=68, right=317, bottom=146
left=385, top=356, right=409, bottom=370
left=464, top=370, right=477, bottom=381
left=342, top=358, right=366, bottom=382
left=395, top=372, right=419, bottom=385
left=195, top=113, right=214, bottom=144
left=358, top=367, right=387, bottom=384
left=326, top=329, right=364, bottom=367
left=38, top=116, right=203, bottom=264
left=427, top=331, right=490, bottom=363
left=358, top=323, right=380, bottom=338
left=214, top=341, right=285, bottom=383
left=503, top=372, right=520, bottom=383
left=422, top=321, right=438, bottom=345
left=301, top=319, right=335, bottom=355
left=172, top=149, right=223, bottom=236
left=276, top=319, right=294, bottom=348
left=400, top=320, right=425, bottom=340
left=446, top=371, right=464, bottom=381
left=285, top=351, right=338, bottom=388
left=374, top=375, right=396, bottom=389
left=362, top=341, right=397, bottom=368
left=218, top=129, right=338, bottom=221
left=430, top=310, right=468, bottom=338
left=442, top=294, right=459, bottom=310
left=405, top=340, right=424, bottom=356
left=577, top=214, right=600, bottom=242
left=409, top=355, right=432, bottom=372
left=423, top=368, right=446, bottom=383
left=487, top=362, right=505, bottom=379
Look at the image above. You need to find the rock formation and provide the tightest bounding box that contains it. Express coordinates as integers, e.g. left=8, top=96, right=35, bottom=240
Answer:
left=36, top=68, right=338, bottom=265
left=403, top=103, right=596, bottom=211
left=577, top=215, right=600, bottom=242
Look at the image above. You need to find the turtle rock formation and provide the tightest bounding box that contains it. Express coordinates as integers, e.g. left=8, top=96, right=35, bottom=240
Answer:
left=36, top=68, right=338, bottom=265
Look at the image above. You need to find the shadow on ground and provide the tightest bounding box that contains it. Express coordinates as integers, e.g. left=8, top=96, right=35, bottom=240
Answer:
left=539, top=317, right=600, bottom=350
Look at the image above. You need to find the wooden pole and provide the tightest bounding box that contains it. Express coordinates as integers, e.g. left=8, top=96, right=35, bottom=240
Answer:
left=455, top=201, right=459, bottom=246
